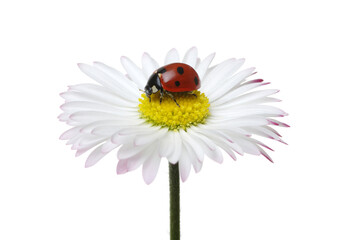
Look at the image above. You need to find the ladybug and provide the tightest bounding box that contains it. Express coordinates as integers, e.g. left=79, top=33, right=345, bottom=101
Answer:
left=144, top=63, right=201, bottom=106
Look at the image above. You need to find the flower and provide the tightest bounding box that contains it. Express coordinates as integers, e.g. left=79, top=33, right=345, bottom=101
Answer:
left=59, top=47, right=288, bottom=184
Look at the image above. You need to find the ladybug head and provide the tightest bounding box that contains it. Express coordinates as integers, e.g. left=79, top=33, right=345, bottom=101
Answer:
left=144, top=84, right=153, bottom=100
left=145, top=71, right=162, bottom=101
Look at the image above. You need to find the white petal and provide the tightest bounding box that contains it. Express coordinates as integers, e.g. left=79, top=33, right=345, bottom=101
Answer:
left=208, top=64, right=254, bottom=101
left=257, top=146, right=274, bottom=162
left=61, top=101, right=138, bottom=115
left=210, top=138, right=237, bottom=161
left=66, top=134, right=81, bottom=146
left=210, top=106, right=286, bottom=119
left=81, top=120, right=142, bottom=134
left=215, top=89, right=279, bottom=108
left=65, top=130, right=96, bottom=145
left=187, top=128, right=222, bottom=163
left=196, top=53, right=215, bottom=80
left=125, top=147, right=153, bottom=172
left=268, top=118, right=290, bottom=127
left=85, top=145, right=108, bottom=167
left=204, top=124, right=251, bottom=136
left=78, top=63, right=138, bottom=102
left=142, top=52, right=159, bottom=78
left=165, top=48, right=180, bottom=64
left=234, top=138, right=261, bottom=155
left=101, top=140, right=119, bottom=153
left=92, top=62, right=138, bottom=95
left=207, top=117, right=269, bottom=128
left=142, top=148, right=161, bottom=184
left=216, top=92, right=278, bottom=110
left=249, top=138, right=274, bottom=152
left=179, top=144, right=192, bottom=182
left=111, top=133, right=134, bottom=146
left=117, top=146, right=154, bottom=174
left=116, top=159, right=128, bottom=174
left=264, top=126, right=283, bottom=138
left=74, top=135, right=106, bottom=149
left=179, top=130, right=204, bottom=162
left=249, top=97, right=282, bottom=104
left=75, top=148, right=91, bottom=157
left=118, top=143, right=149, bottom=160
left=183, top=141, right=202, bottom=173
left=214, top=131, right=244, bottom=155
left=74, top=138, right=106, bottom=157
left=195, top=58, right=201, bottom=69
left=60, top=87, right=100, bottom=103
left=116, top=125, right=155, bottom=136
left=201, top=58, right=240, bottom=94
left=64, top=84, right=137, bottom=107
left=60, top=126, right=80, bottom=140
left=67, top=132, right=97, bottom=146
left=182, top=47, right=198, bottom=68
left=158, top=131, right=174, bottom=157
left=187, top=128, right=216, bottom=151
left=204, top=145, right=223, bottom=163
left=211, top=81, right=267, bottom=106
left=244, top=126, right=282, bottom=141
left=120, top=56, right=147, bottom=90
left=58, top=112, right=70, bottom=122
left=91, top=125, right=120, bottom=137
left=134, top=128, right=168, bottom=146
left=69, top=111, right=139, bottom=124
left=168, top=131, right=182, bottom=164
left=194, top=127, right=244, bottom=155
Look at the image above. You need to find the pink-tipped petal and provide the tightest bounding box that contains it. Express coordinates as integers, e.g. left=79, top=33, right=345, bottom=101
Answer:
left=116, top=159, right=128, bottom=174
left=268, top=119, right=290, bottom=127
left=258, top=146, right=274, bottom=163
left=245, top=79, right=263, bottom=84
left=142, top=150, right=161, bottom=185
left=85, top=145, right=107, bottom=168
left=60, top=126, right=80, bottom=140
left=101, top=140, right=119, bottom=153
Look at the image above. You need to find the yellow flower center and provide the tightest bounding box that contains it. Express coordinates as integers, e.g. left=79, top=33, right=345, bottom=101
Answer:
left=138, top=91, right=210, bottom=131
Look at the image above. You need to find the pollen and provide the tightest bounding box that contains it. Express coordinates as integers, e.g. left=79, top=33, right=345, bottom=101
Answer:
left=138, top=91, right=210, bottom=131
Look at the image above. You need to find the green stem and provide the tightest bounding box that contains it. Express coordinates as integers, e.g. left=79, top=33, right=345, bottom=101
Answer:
left=169, top=162, right=180, bottom=240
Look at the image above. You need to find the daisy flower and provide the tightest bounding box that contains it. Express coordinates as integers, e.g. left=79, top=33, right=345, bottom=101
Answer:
left=59, top=47, right=288, bottom=184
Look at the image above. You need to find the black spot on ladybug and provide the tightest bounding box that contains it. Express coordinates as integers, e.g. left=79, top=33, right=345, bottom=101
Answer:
left=175, top=81, right=180, bottom=87
left=158, top=67, right=167, bottom=73
left=177, top=67, right=184, bottom=75
left=194, top=77, right=199, bottom=86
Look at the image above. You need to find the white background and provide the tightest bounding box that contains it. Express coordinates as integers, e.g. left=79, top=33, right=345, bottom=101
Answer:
left=1, top=0, right=351, bottom=239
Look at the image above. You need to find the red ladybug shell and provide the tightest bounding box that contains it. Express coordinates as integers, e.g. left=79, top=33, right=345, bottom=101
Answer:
left=159, top=63, right=200, bottom=92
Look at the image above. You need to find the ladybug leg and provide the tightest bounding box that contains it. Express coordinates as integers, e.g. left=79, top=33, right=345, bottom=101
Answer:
left=160, top=89, right=164, bottom=104
left=186, top=91, right=197, bottom=98
left=165, top=91, right=180, bottom=107
left=189, top=91, right=197, bottom=98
